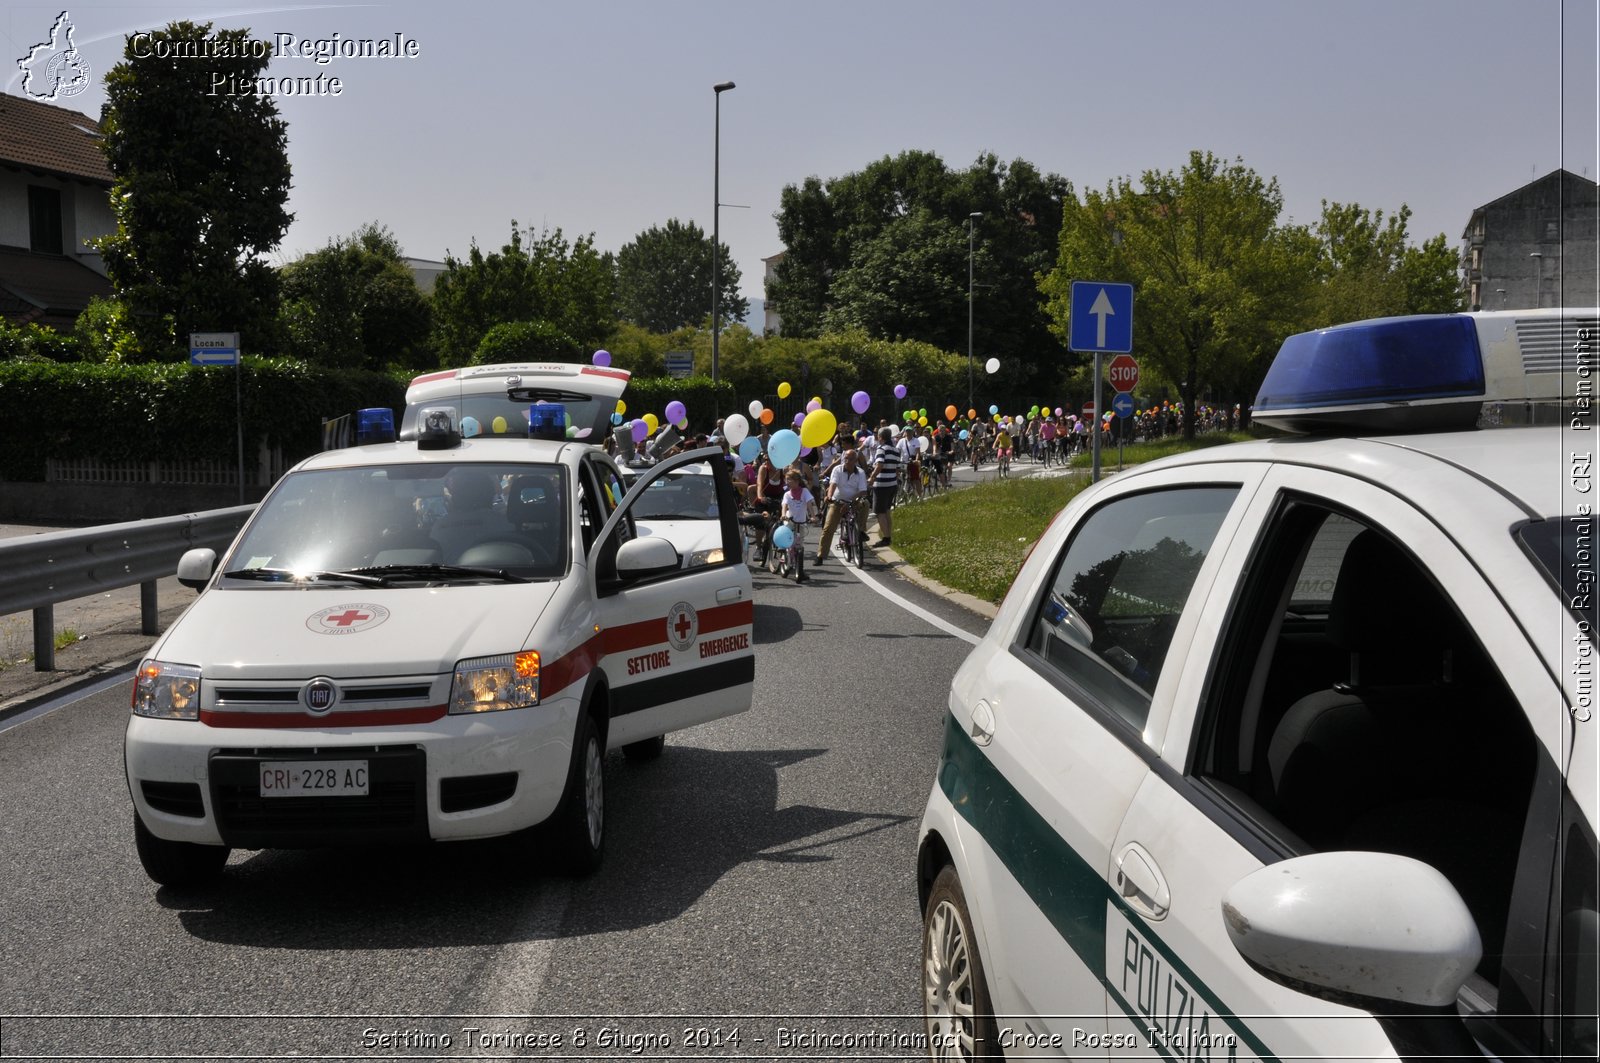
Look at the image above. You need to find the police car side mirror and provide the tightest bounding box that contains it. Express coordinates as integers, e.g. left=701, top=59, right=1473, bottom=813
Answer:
left=614, top=537, right=680, bottom=581
left=1222, top=852, right=1481, bottom=1008
left=176, top=548, right=217, bottom=591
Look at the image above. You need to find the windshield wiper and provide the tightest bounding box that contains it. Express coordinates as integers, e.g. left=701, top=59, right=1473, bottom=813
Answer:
left=642, top=512, right=715, bottom=521
left=349, top=563, right=530, bottom=585
left=221, top=567, right=385, bottom=586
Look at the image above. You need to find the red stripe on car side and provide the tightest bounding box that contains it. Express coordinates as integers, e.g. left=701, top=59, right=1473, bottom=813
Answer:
left=541, top=633, right=602, bottom=697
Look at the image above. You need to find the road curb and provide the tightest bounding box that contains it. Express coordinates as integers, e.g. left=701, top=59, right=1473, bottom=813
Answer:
left=866, top=544, right=999, bottom=621
left=0, top=650, right=146, bottom=722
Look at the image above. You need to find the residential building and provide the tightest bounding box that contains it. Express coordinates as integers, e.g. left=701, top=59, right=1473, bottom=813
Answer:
left=0, top=92, right=115, bottom=328
left=762, top=251, right=784, bottom=335
left=1462, top=169, right=1598, bottom=311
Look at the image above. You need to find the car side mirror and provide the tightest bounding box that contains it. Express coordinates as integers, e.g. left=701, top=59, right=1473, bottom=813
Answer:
left=1223, top=851, right=1481, bottom=1008
left=614, top=536, right=680, bottom=581
left=176, top=548, right=217, bottom=591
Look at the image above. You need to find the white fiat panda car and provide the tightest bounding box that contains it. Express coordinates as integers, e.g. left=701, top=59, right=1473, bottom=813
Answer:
left=918, top=309, right=1597, bottom=1061
left=125, top=406, right=753, bottom=887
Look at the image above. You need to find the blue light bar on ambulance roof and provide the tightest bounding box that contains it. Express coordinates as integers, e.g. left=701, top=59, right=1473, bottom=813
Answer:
left=1253, top=315, right=1487, bottom=434
left=355, top=407, right=396, bottom=445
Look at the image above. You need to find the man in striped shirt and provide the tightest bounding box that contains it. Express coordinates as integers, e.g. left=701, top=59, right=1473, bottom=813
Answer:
left=870, top=427, right=901, bottom=547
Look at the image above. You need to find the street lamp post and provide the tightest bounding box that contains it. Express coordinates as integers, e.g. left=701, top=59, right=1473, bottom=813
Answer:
left=1529, top=251, right=1543, bottom=309
left=967, top=211, right=981, bottom=413
left=712, top=81, right=735, bottom=407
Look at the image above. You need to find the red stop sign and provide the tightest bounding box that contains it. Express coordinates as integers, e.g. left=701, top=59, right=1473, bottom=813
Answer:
left=1107, top=354, right=1139, bottom=392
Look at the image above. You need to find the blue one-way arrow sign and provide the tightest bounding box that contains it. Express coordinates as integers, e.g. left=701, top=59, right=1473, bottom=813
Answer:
left=1068, top=281, right=1134, bottom=354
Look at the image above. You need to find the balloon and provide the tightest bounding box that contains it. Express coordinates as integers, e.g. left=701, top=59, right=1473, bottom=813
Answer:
left=665, top=400, right=686, bottom=424
left=959, top=429, right=969, bottom=440
left=918, top=416, right=928, bottom=427
left=749, top=399, right=764, bottom=418
left=643, top=413, right=660, bottom=434
left=800, top=408, right=837, bottom=448
left=806, top=398, right=821, bottom=413
left=592, top=349, right=611, bottom=367
left=759, top=409, right=774, bottom=425
left=985, top=357, right=1000, bottom=374
left=851, top=390, right=870, bottom=415
left=792, top=412, right=805, bottom=427
left=772, top=524, right=794, bottom=550
left=968, top=408, right=977, bottom=419
left=738, top=437, right=761, bottom=463
left=768, top=428, right=801, bottom=468
left=893, top=384, right=908, bottom=400
left=1055, top=407, right=1063, bottom=416
left=918, top=436, right=930, bottom=452
left=574, top=427, right=591, bottom=439
left=777, top=381, right=792, bottom=399
left=919, top=407, right=927, bottom=417
left=616, top=400, right=627, bottom=415
left=631, top=420, right=648, bottom=442
left=800, top=446, right=812, bottom=457
left=675, top=419, right=688, bottom=431
left=989, top=405, right=999, bottom=415
left=610, top=412, right=623, bottom=425
left=459, top=416, right=481, bottom=438
left=945, top=405, right=958, bottom=421
left=491, top=415, right=509, bottom=435
left=904, top=410, right=916, bottom=422
left=566, top=425, right=578, bottom=438
left=724, top=413, right=750, bottom=446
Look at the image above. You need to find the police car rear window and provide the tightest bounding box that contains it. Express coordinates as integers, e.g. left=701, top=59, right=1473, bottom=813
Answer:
left=1516, top=518, right=1596, bottom=636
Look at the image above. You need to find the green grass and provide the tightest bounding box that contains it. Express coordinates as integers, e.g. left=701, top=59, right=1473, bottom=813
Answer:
left=53, top=627, right=80, bottom=651
left=893, top=477, right=1088, bottom=603
left=1066, top=430, right=1256, bottom=468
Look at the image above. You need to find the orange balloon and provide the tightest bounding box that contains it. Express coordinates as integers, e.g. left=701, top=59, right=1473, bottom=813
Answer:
left=759, top=408, right=774, bottom=425
left=967, top=408, right=977, bottom=420
left=945, top=405, right=958, bottom=421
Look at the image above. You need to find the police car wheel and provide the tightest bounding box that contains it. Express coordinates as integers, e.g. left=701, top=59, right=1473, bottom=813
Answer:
left=923, top=865, right=1000, bottom=1061
left=552, top=712, right=605, bottom=875
left=133, top=814, right=229, bottom=888
left=622, top=734, right=665, bottom=762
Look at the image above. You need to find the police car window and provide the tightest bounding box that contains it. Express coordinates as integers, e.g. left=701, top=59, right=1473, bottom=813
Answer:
left=1192, top=501, right=1550, bottom=1018
left=1025, top=487, right=1238, bottom=730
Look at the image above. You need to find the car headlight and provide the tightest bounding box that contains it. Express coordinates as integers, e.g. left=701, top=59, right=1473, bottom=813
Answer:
left=131, top=660, right=202, bottom=720
left=685, top=547, right=725, bottom=568
left=449, top=652, right=540, bottom=714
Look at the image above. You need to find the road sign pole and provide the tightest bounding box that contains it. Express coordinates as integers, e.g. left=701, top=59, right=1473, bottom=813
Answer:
left=236, top=360, right=245, bottom=505
left=1092, top=352, right=1103, bottom=483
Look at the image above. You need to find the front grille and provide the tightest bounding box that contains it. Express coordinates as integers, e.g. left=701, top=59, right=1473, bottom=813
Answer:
left=209, top=745, right=428, bottom=848
left=141, top=780, right=205, bottom=818
left=440, top=772, right=518, bottom=813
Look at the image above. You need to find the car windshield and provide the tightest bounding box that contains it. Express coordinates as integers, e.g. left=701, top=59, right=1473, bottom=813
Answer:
left=223, top=462, right=568, bottom=581
left=624, top=466, right=721, bottom=521
left=402, top=391, right=613, bottom=443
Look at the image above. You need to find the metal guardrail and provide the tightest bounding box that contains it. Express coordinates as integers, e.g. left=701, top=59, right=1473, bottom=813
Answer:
left=0, top=506, right=254, bottom=671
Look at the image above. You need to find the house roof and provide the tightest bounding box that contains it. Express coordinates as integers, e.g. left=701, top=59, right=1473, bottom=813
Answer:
left=1464, top=168, right=1599, bottom=231
left=0, top=92, right=112, bottom=184
left=0, top=245, right=111, bottom=328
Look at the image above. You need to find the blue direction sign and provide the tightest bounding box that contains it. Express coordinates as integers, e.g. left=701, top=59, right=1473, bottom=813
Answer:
left=1112, top=391, right=1135, bottom=419
left=1068, top=281, right=1133, bottom=353
left=190, top=332, right=240, bottom=366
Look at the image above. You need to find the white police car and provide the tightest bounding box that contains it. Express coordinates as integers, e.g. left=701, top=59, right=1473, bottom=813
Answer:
left=125, top=405, right=753, bottom=887
left=917, top=309, right=1597, bottom=1060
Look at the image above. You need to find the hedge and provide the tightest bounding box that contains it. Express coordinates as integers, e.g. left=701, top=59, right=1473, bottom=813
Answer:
left=1, top=359, right=406, bottom=482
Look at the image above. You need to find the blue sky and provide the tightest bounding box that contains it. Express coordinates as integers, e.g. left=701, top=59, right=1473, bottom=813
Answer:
left=6, top=0, right=1596, bottom=304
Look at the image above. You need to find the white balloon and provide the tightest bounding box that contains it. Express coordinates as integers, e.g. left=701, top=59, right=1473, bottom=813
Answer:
left=748, top=400, right=763, bottom=418
left=918, top=435, right=930, bottom=452
left=723, top=413, right=750, bottom=446
left=985, top=357, right=1001, bottom=374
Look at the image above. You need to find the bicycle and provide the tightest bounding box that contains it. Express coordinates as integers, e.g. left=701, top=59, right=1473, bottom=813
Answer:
left=836, top=499, right=867, bottom=568
left=998, top=447, right=1012, bottom=478
left=772, top=516, right=805, bottom=583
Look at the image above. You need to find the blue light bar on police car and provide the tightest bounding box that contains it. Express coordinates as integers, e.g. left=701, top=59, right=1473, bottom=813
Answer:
left=355, top=407, right=396, bottom=445
left=1254, top=309, right=1596, bottom=434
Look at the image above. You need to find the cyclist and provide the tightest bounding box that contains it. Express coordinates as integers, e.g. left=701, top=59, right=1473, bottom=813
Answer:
left=995, top=423, right=1014, bottom=477
left=932, top=423, right=955, bottom=489
left=815, top=447, right=869, bottom=563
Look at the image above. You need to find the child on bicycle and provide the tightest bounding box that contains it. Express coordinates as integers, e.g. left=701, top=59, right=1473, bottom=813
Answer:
left=778, top=469, right=817, bottom=580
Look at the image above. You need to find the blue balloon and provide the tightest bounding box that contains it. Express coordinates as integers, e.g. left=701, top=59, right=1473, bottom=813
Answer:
left=738, top=436, right=761, bottom=463
left=959, top=429, right=970, bottom=440
left=989, top=404, right=999, bottom=415
left=767, top=428, right=801, bottom=468
left=610, top=412, right=623, bottom=425
left=772, top=524, right=794, bottom=550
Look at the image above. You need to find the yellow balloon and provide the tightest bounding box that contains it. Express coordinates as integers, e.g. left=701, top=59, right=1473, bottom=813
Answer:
left=616, top=400, right=626, bottom=415
left=491, top=416, right=508, bottom=435
left=777, top=381, right=792, bottom=399
left=643, top=413, right=660, bottom=434
left=799, top=408, right=837, bottom=448
left=918, top=416, right=928, bottom=426
left=811, top=395, right=821, bottom=406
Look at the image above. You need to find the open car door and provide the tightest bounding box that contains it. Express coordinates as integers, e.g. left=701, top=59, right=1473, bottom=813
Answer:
left=587, top=447, right=754, bottom=749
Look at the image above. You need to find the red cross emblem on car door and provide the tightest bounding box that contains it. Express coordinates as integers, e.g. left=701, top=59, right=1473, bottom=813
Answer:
left=667, top=601, right=698, bottom=652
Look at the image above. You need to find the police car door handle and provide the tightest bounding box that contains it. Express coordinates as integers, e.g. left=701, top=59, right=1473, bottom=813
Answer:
left=1116, top=843, right=1171, bottom=919
left=716, top=587, right=743, bottom=603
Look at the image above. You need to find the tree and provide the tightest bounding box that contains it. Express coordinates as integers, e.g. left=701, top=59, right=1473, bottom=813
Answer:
left=96, top=21, right=292, bottom=358
left=277, top=224, right=432, bottom=371
left=1040, top=151, right=1311, bottom=438
left=1307, top=201, right=1462, bottom=325
left=431, top=222, right=614, bottom=363
left=615, top=219, right=746, bottom=332
left=769, top=151, right=1071, bottom=395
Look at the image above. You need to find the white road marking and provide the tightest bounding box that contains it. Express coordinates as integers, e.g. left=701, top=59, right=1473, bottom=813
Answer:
left=843, top=562, right=981, bottom=646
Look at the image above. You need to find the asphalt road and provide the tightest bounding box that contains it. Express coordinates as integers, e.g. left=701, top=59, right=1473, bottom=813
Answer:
left=0, top=553, right=991, bottom=1061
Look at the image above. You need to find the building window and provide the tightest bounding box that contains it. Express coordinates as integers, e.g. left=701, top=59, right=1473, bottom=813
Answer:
left=1543, top=220, right=1559, bottom=241
left=28, top=186, right=63, bottom=254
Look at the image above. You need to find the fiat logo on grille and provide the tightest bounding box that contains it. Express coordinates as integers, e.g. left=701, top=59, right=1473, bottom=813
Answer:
left=302, top=678, right=338, bottom=714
